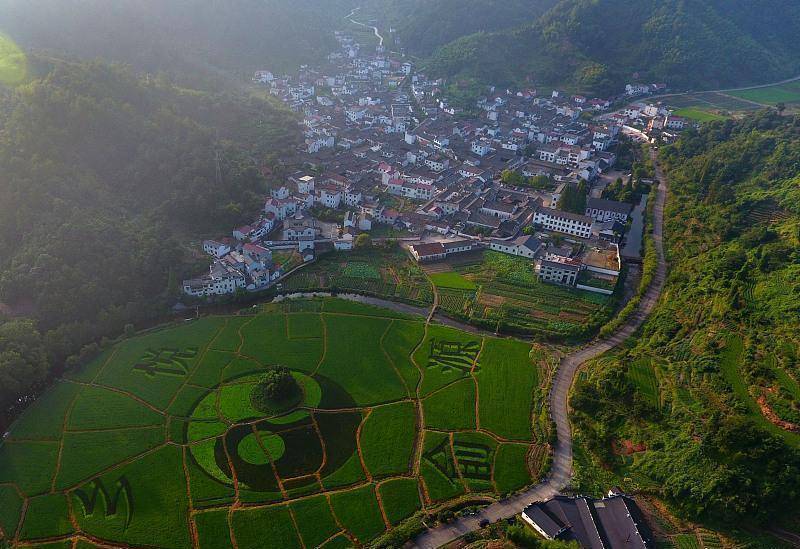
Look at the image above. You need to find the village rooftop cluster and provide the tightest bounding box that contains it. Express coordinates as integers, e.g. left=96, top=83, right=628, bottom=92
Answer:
left=183, top=30, right=678, bottom=299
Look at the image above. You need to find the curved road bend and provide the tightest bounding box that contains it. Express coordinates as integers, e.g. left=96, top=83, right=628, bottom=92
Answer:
left=344, top=7, right=385, bottom=47
left=412, top=151, right=669, bottom=549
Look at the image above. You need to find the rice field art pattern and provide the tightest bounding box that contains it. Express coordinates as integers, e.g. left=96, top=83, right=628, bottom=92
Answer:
left=0, top=299, right=546, bottom=548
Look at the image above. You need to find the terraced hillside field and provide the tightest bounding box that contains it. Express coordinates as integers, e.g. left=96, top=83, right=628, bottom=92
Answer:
left=0, top=298, right=548, bottom=548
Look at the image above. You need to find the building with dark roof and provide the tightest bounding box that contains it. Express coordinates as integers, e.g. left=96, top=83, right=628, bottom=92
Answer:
left=522, top=492, right=652, bottom=549
left=585, top=198, right=634, bottom=223
left=409, top=239, right=477, bottom=262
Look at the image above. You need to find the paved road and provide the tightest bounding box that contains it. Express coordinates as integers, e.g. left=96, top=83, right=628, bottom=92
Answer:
left=411, top=151, right=669, bottom=548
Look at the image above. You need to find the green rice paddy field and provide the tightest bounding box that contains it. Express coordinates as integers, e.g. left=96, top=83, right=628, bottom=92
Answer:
left=0, top=298, right=547, bottom=548
left=665, top=83, right=800, bottom=121
left=728, top=81, right=800, bottom=106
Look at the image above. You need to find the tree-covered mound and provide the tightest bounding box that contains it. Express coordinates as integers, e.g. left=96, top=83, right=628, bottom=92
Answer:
left=424, top=0, right=800, bottom=95
left=571, top=111, right=800, bottom=528
left=251, top=366, right=303, bottom=414
left=0, top=57, right=299, bottom=413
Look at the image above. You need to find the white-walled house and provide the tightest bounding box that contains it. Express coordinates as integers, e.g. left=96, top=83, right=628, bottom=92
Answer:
left=533, top=208, right=593, bottom=238
left=203, top=240, right=231, bottom=258
left=489, top=236, right=543, bottom=259
left=536, top=258, right=581, bottom=286
left=585, top=198, right=633, bottom=223
left=183, top=261, right=246, bottom=297
left=265, top=198, right=298, bottom=221
left=471, top=139, right=492, bottom=157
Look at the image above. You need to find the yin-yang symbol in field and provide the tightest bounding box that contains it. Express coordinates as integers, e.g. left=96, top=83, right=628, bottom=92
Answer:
left=187, top=370, right=359, bottom=492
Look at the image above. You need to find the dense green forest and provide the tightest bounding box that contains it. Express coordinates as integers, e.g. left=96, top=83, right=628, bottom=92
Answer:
left=360, top=0, right=556, bottom=55
left=425, top=0, right=800, bottom=95
left=571, top=112, right=800, bottom=529
left=0, top=0, right=355, bottom=87
left=0, top=57, right=299, bottom=416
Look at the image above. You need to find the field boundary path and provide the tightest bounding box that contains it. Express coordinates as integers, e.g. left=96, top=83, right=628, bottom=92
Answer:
left=411, top=151, right=669, bottom=548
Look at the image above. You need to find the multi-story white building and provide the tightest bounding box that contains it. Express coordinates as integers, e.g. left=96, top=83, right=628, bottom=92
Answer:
left=533, top=208, right=593, bottom=238
left=203, top=240, right=231, bottom=258
left=387, top=178, right=434, bottom=200
left=283, top=215, right=319, bottom=241
left=315, top=186, right=342, bottom=209
left=292, top=175, right=316, bottom=194
left=585, top=198, right=633, bottom=223
left=471, top=139, right=492, bottom=157
left=344, top=188, right=362, bottom=207
left=536, top=258, right=581, bottom=286
left=264, top=198, right=298, bottom=221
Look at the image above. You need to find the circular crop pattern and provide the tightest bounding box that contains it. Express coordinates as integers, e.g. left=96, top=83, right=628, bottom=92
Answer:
left=187, top=370, right=359, bottom=492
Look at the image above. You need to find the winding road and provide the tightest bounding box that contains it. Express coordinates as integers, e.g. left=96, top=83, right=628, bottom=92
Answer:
left=345, top=8, right=384, bottom=48
left=411, top=150, right=669, bottom=548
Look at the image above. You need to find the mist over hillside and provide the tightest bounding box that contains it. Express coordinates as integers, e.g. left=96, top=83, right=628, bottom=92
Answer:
left=0, top=0, right=354, bottom=86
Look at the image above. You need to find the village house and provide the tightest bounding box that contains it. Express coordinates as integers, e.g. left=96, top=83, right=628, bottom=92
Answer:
left=182, top=261, right=246, bottom=297
left=282, top=214, right=320, bottom=241
left=203, top=240, right=231, bottom=258
left=533, top=207, right=593, bottom=238
left=409, top=239, right=478, bottom=263
left=264, top=197, right=298, bottom=221
left=585, top=197, right=634, bottom=222
left=522, top=490, right=652, bottom=548
left=536, top=257, right=581, bottom=286
left=488, top=235, right=543, bottom=258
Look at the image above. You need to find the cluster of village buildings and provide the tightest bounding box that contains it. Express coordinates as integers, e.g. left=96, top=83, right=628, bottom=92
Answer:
left=610, top=100, right=689, bottom=143
left=522, top=489, right=652, bottom=548
left=183, top=30, right=674, bottom=299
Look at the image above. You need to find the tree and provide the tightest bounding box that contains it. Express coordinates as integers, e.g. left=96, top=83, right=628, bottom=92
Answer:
left=500, top=169, right=527, bottom=187
left=355, top=234, right=372, bottom=249
left=557, top=183, right=587, bottom=214
left=530, top=175, right=552, bottom=190
left=0, top=319, right=50, bottom=411
left=250, top=366, right=299, bottom=412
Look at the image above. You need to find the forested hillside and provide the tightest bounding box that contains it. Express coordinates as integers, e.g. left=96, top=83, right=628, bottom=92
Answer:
left=361, top=0, right=556, bottom=55
left=0, top=0, right=355, bottom=87
left=0, top=57, right=299, bottom=414
left=571, top=112, right=800, bottom=529
left=425, top=0, right=800, bottom=95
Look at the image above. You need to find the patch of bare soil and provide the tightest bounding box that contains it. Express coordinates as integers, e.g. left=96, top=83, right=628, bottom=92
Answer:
left=758, top=391, right=800, bottom=432
left=612, top=439, right=647, bottom=455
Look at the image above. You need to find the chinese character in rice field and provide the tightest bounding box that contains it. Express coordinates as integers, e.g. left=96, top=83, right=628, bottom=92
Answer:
left=423, top=438, right=458, bottom=481
left=133, top=347, right=198, bottom=377
left=454, top=442, right=493, bottom=480
left=74, top=477, right=134, bottom=529
left=428, top=340, right=480, bottom=373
